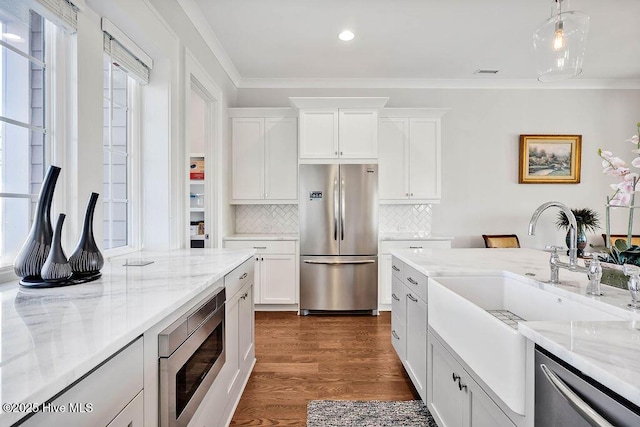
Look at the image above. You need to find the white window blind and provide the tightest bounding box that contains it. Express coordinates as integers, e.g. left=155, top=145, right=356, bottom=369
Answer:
left=102, top=19, right=152, bottom=85
left=0, top=0, right=77, bottom=32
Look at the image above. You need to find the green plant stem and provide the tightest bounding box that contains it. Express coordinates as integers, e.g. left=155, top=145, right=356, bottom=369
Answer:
left=606, top=196, right=611, bottom=249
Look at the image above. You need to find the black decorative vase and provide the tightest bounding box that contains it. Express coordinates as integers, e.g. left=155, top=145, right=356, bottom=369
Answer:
left=69, top=192, right=103, bottom=277
left=40, top=213, right=72, bottom=282
left=13, top=165, right=61, bottom=280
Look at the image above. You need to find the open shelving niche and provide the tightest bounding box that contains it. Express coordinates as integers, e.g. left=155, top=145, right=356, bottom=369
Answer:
left=189, top=153, right=207, bottom=248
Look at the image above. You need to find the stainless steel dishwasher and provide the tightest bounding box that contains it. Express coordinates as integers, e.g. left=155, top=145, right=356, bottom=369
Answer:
left=535, top=346, right=640, bottom=426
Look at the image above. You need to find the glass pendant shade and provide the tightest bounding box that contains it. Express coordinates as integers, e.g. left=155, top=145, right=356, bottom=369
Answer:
left=533, top=3, right=589, bottom=82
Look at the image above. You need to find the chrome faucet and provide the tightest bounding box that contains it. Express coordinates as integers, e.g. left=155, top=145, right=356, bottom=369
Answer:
left=528, top=201, right=588, bottom=284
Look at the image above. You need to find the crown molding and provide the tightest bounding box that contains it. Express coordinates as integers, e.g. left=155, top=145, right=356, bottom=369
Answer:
left=237, top=77, right=640, bottom=90
left=177, top=0, right=241, bottom=87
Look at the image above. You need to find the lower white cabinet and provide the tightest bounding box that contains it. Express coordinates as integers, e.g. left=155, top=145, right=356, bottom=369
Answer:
left=190, top=260, right=256, bottom=427
left=390, top=256, right=427, bottom=402
left=224, top=239, right=298, bottom=306
left=428, top=331, right=515, bottom=427
left=379, top=240, right=451, bottom=306
left=22, top=337, right=143, bottom=427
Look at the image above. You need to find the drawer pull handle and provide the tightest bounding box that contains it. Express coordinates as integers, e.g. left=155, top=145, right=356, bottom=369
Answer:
left=253, top=246, right=267, bottom=249
left=240, top=292, right=248, bottom=300
left=407, top=277, right=418, bottom=285
left=452, top=373, right=460, bottom=382
left=409, top=246, right=423, bottom=249
left=239, top=273, right=248, bottom=280
left=407, top=294, right=418, bottom=302
left=392, top=265, right=400, bottom=272
left=458, top=381, right=467, bottom=392
left=392, top=293, right=400, bottom=301
left=392, top=330, right=400, bottom=340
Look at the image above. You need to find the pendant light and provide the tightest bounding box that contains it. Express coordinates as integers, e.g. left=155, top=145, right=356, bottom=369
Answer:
left=533, top=0, right=589, bottom=82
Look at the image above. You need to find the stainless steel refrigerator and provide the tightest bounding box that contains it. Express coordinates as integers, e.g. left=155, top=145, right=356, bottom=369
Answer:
left=299, top=164, right=378, bottom=314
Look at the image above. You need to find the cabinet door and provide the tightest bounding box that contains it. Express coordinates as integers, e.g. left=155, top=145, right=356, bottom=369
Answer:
left=428, top=333, right=465, bottom=427
left=299, top=109, right=338, bottom=158
left=232, top=118, right=265, bottom=200
left=260, top=254, right=296, bottom=304
left=467, top=377, right=515, bottom=427
left=265, top=117, right=298, bottom=200
left=405, top=292, right=427, bottom=402
left=339, top=110, right=378, bottom=158
left=378, top=118, right=409, bottom=200
left=409, top=118, right=440, bottom=200
left=253, top=255, right=262, bottom=304
left=238, top=281, right=255, bottom=367
left=225, top=291, right=240, bottom=393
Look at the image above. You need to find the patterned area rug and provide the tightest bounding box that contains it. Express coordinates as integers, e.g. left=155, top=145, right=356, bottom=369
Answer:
left=307, top=400, right=437, bottom=427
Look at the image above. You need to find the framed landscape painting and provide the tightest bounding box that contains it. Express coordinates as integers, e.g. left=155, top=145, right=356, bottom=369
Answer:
left=519, top=135, right=582, bottom=184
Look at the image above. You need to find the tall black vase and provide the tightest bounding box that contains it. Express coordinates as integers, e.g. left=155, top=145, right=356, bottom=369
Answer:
left=69, top=192, right=103, bottom=277
left=13, top=165, right=61, bottom=280
left=40, top=213, right=72, bottom=282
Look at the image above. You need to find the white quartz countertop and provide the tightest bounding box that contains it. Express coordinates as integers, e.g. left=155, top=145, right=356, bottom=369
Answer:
left=391, top=247, right=640, bottom=406
left=223, top=233, right=299, bottom=241
left=0, top=248, right=253, bottom=426
left=379, top=232, right=454, bottom=241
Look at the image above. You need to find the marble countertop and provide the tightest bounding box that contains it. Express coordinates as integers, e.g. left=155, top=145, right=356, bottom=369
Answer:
left=223, top=233, right=299, bottom=240
left=391, top=247, right=640, bottom=406
left=379, top=232, right=454, bottom=241
left=0, top=248, right=253, bottom=426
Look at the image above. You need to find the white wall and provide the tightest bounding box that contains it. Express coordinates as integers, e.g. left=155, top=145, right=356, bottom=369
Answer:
left=235, top=87, right=640, bottom=249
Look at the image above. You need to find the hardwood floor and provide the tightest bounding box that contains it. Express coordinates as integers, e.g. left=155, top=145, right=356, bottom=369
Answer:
left=230, top=311, right=419, bottom=426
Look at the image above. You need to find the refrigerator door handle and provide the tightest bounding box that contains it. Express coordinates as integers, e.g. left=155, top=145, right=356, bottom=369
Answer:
left=303, top=260, right=376, bottom=265
left=333, top=178, right=339, bottom=241
left=341, top=178, right=345, bottom=240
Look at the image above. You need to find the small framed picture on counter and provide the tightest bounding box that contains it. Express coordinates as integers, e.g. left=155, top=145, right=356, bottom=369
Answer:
left=519, top=134, right=582, bottom=184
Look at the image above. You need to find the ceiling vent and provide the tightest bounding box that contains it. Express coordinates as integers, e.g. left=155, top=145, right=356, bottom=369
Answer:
left=474, top=69, right=500, bottom=75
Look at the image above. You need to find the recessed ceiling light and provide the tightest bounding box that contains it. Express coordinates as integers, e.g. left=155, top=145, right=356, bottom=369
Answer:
left=3, top=33, right=23, bottom=42
left=338, top=30, right=355, bottom=42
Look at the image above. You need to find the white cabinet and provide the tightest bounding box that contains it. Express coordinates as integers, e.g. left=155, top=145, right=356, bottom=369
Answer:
left=428, top=331, right=515, bottom=427
left=378, top=109, right=448, bottom=203
left=22, top=338, right=143, bottom=427
left=230, top=113, right=298, bottom=203
left=379, top=240, right=451, bottom=306
left=390, top=256, right=427, bottom=402
left=223, top=239, right=298, bottom=306
left=299, top=109, right=378, bottom=159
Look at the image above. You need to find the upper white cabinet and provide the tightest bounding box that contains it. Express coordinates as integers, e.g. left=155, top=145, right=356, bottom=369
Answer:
left=378, top=109, right=449, bottom=203
left=230, top=109, right=298, bottom=203
left=291, top=97, right=388, bottom=161
left=299, top=108, right=378, bottom=159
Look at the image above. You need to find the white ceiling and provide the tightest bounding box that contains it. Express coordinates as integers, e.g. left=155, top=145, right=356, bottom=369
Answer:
left=183, top=0, right=640, bottom=87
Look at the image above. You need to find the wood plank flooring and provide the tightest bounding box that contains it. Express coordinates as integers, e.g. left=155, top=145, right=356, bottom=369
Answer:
left=230, top=311, right=419, bottom=426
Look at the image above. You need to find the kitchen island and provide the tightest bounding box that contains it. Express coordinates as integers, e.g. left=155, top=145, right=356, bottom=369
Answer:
left=391, top=247, right=640, bottom=427
left=0, top=248, right=254, bottom=427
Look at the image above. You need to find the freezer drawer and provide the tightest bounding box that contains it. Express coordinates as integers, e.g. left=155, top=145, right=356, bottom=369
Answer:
left=300, top=255, right=378, bottom=312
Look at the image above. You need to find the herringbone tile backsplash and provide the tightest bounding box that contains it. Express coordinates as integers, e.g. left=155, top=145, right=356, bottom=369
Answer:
left=236, top=205, right=299, bottom=233
left=234, top=204, right=432, bottom=234
left=379, top=205, right=432, bottom=233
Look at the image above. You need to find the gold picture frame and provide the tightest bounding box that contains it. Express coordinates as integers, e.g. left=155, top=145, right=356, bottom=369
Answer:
left=519, top=135, right=582, bottom=184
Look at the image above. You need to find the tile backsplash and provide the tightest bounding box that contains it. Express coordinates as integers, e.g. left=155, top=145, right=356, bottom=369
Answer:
left=235, top=204, right=431, bottom=234
left=379, top=205, right=432, bottom=233
left=235, top=205, right=299, bottom=233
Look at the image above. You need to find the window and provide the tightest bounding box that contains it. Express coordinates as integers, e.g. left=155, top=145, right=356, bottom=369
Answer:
left=102, top=53, right=134, bottom=250
left=101, top=21, right=150, bottom=252
left=0, top=7, right=59, bottom=267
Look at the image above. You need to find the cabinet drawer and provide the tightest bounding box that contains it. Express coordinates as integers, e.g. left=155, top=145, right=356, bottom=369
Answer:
left=381, top=239, right=451, bottom=253
left=391, top=257, right=403, bottom=280
left=22, top=338, right=143, bottom=427
left=391, top=276, right=406, bottom=320
left=404, top=264, right=427, bottom=303
left=224, top=239, right=296, bottom=254
left=391, top=312, right=406, bottom=361
left=224, top=259, right=254, bottom=298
